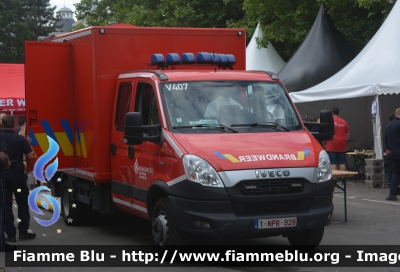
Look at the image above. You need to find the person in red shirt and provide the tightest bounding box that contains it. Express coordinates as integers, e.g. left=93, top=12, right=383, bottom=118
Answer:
left=326, top=107, right=350, bottom=171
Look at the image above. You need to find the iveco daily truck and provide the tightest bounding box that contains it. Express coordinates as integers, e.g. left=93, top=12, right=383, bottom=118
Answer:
left=25, top=24, right=334, bottom=248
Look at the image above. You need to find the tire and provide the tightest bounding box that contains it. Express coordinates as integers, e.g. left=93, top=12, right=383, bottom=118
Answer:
left=61, top=181, right=88, bottom=226
left=287, top=227, right=325, bottom=249
left=151, top=197, right=188, bottom=247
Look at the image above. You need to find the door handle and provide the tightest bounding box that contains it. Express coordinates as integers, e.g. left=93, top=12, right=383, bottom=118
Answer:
left=110, top=143, right=116, bottom=155
left=128, top=146, right=135, bottom=159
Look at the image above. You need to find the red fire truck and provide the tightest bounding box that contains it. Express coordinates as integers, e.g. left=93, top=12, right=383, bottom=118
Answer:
left=25, top=24, right=334, bottom=247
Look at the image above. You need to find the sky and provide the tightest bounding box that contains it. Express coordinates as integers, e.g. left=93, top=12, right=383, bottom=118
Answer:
left=50, top=0, right=80, bottom=19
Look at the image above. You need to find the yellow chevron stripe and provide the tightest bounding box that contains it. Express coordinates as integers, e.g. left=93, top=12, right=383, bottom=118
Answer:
left=54, top=132, right=73, bottom=156
left=223, top=154, right=240, bottom=163
left=36, top=133, right=50, bottom=153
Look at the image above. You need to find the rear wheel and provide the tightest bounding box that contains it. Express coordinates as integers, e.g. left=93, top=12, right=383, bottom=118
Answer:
left=151, top=197, right=188, bottom=247
left=287, top=227, right=324, bottom=249
left=61, top=181, right=88, bottom=226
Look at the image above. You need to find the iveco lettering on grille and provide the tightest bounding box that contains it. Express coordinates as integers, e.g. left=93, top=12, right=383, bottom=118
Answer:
left=255, top=169, right=290, bottom=178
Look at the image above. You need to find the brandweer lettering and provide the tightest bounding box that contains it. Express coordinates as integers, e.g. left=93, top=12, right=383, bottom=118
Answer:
left=238, top=154, right=297, bottom=162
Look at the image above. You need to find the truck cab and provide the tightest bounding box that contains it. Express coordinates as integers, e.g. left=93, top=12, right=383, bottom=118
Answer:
left=117, top=68, right=334, bottom=247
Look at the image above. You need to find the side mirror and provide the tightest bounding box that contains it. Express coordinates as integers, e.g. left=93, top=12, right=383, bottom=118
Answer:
left=304, top=110, right=334, bottom=142
left=318, top=110, right=334, bottom=141
left=124, top=112, right=162, bottom=145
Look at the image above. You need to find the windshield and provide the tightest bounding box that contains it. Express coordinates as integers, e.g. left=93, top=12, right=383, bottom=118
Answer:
left=161, top=81, right=302, bottom=132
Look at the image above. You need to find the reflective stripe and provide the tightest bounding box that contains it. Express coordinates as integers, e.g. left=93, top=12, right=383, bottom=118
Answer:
left=166, top=175, right=186, bottom=186
left=118, top=73, right=155, bottom=79
left=52, top=29, right=92, bottom=42
left=113, top=197, right=147, bottom=213
left=163, top=130, right=184, bottom=158
left=75, top=169, right=95, bottom=178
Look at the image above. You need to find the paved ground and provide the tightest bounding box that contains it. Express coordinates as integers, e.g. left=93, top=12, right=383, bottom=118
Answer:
left=0, top=179, right=399, bottom=271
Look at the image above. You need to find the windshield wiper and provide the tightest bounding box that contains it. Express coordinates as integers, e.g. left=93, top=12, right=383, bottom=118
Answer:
left=231, top=122, right=290, bottom=131
left=173, top=124, right=239, bottom=133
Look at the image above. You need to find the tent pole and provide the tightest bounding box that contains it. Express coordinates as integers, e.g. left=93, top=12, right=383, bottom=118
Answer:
left=373, top=95, right=383, bottom=160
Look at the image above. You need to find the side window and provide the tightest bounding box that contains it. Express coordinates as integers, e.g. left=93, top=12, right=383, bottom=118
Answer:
left=115, top=83, right=132, bottom=131
left=134, top=82, right=160, bottom=135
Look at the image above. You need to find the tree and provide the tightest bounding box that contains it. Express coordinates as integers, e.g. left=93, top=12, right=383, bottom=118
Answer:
left=0, top=0, right=35, bottom=63
left=241, top=0, right=395, bottom=60
left=0, top=0, right=58, bottom=63
left=74, top=0, right=244, bottom=28
left=20, top=0, right=58, bottom=37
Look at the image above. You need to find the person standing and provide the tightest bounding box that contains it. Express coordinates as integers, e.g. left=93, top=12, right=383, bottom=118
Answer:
left=325, top=107, right=350, bottom=171
left=385, top=108, right=400, bottom=201
left=0, top=124, right=14, bottom=251
left=385, top=113, right=395, bottom=186
left=1, top=114, right=36, bottom=240
left=0, top=112, right=6, bottom=128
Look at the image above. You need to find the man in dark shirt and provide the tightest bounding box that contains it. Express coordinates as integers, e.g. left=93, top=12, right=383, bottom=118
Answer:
left=385, top=113, right=395, bottom=186
left=385, top=108, right=400, bottom=201
left=0, top=124, right=14, bottom=251
left=1, top=114, right=36, bottom=240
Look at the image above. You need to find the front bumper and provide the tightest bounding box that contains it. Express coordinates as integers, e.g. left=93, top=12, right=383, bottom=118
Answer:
left=168, top=179, right=334, bottom=238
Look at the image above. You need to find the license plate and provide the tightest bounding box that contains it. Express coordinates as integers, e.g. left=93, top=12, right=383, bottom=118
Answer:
left=255, top=217, right=297, bottom=229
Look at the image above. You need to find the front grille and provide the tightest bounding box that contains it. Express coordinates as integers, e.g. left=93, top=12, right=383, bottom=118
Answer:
left=239, top=179, right=304, bottom=194
left=232, top=199, right=311, bottom=216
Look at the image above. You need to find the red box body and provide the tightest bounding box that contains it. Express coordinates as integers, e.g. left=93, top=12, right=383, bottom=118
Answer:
left=25, top=25, right=246, bottom=182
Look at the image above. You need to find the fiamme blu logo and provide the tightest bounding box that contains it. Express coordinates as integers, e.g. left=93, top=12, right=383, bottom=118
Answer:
left=27, top=136, right=61, bottom=227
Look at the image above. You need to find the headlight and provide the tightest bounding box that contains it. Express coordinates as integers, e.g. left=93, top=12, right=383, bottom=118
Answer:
left=183, top=155, right=223, bottom=187
left=318, top=150, right=332, bottom=182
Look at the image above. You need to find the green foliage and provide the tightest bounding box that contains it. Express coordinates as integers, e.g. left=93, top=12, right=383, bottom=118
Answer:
left=21, top=0, right=58, bottom=37
left=0, top=0, right=57, bottom=63
left=74, top=0, right=244, bottom=27
left=242, top=0, right=395, bottom=61
left=0, top=0, right=34, bottom=63
left=72, top=21, right=88, bottom=32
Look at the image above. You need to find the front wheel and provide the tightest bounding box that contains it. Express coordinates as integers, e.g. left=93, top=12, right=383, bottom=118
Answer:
left=287, top=227, right=325, bottom=249
left=151, top=197, right=188, bottom=247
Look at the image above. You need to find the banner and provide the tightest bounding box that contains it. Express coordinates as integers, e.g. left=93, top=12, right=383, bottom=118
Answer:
left=0, top=98, right=25, bottom=111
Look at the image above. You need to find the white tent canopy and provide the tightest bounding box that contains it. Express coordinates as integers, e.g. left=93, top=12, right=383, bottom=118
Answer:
left=290, top=1, right=400, bottom=102
left=246, top=23, right=285, bottom=73
left=290, top=1, right=400, bottom=159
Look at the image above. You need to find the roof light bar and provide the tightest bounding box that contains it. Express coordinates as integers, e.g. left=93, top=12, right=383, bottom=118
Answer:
left=148, top=52, right=237, bottom=70
left=182, top=53, right=196, bottom=64
left=196, top=52, right=213, bottom=64
left=150, top=54, right=165, bottom=65
left=166, top=53, right=180, bottom=65
left=226, top=54, right=236, bottom=65
left=217, top=54, right=228, bottom=63
left=211, top=53, right=221, bottom=64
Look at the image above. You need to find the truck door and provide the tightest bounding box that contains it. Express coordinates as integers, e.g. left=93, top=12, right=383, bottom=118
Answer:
left=25, top=42, right=73, bottom=172
left=111, top=81, right=134, bottom=200
left=129, top=80, right=161, bottom=214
